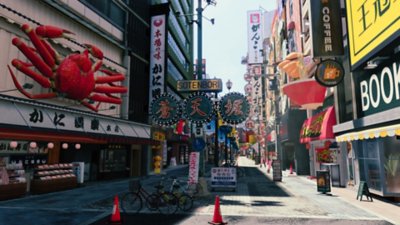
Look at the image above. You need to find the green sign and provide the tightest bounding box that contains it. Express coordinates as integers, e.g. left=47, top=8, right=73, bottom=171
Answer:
left=183, top=92, right=214, bottom=125
left=177, top=79, right=223, bottom=92
left=219, top=92, right=250, bottom=125
left=355, top=56, right=400, bottom=117
left=356, top=181, right=373, bottom=201
left=150, top=93, right=181, bottom=126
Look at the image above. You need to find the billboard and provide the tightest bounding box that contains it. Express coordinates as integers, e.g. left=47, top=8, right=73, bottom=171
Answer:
left=346, top=0, right=400, bottom=69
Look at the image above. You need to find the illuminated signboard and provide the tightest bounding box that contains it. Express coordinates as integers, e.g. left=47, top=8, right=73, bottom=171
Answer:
left=346, top=0, right=400, bottom=69
left=177, top=79, right=223, bottom=92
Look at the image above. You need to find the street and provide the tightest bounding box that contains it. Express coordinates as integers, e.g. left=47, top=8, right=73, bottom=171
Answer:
left=0, top=157, right=396, bottom=225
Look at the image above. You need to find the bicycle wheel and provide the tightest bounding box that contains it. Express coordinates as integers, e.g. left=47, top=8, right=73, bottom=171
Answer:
left=121, top=192, right=142, bottom=213
left=145, top=193, right=159, bottom=211
left=178, top=193, right=193, bottom=211
left=157, top=192, right=178, bottom=215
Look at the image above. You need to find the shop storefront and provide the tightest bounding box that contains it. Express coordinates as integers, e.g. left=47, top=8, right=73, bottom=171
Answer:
left=332, top=0, right=400, bottom=197
left=300, top=106, right=346, bottom=186
left=0, top=96, right=156, bottom=198
left=335, top=55, right=400, bottom=196
left=280, top=109, right=308, bottom=175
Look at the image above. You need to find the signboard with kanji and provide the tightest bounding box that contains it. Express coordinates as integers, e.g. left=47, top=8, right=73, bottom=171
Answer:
left=210, top=167, right=237, bottom=191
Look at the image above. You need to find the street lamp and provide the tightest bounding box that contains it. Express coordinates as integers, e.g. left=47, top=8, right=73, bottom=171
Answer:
left=226, top=79, right=232, bottom=92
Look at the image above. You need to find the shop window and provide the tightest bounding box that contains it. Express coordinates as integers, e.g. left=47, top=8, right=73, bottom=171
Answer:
left=382, top=138, right=400, bottom=193
left=357, top=140, right=382, bottom=191
left=99, top=148, right=127, bottom=172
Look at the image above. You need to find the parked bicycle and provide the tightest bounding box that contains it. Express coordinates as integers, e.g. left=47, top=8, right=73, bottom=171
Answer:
left=121, top=178, right=178, bottom=215
left=168, top=176, right=193, bottom=211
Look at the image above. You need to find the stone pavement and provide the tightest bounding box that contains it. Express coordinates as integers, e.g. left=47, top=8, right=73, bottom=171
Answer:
left=254, top=157, right=400, bottom=225
left=190, top=156, right=399, bottom=224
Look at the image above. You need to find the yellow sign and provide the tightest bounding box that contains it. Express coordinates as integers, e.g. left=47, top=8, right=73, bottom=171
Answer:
left=346, top=0, right=400, bottom=68
left=177, top=79, right=222, bottom=92
left=153, top=131, right=165, bottom=141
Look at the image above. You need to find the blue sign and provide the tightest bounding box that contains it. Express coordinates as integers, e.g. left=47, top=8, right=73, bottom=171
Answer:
left=192, top=138, right=206, bottom=151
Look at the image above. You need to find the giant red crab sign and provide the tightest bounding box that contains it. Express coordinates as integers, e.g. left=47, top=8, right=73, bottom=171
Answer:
left=7, top=24, right=127, bottom=112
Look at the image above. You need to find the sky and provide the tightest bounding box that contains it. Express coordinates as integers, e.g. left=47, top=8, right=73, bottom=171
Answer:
left=194, top=0, right=277, bottom=95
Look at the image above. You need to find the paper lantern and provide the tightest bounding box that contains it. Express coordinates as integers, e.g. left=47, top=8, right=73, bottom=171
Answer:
left=75, top=143, right=81, bottom=150
left=62, top=143, right=68, bottom=149
left=30, top=142, right=37, bottom=148
left=47, top=142, right=54, bottom=149
left=10, top=141, right=18, bottom=149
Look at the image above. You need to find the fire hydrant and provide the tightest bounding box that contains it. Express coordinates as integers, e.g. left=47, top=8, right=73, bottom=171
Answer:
left=153, top=155, right=162, bottom=174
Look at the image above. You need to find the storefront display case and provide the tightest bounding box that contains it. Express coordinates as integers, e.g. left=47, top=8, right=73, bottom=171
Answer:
left=0, top=157, right=27, bottom=200
left=30, top=163, right=77, bottom=194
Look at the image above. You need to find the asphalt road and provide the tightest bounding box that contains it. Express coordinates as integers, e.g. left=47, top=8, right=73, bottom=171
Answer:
left=0, top=157, right=395, bottom=225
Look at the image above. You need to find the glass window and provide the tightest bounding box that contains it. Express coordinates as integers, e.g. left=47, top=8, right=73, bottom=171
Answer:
left=99, top=148, right=127, bottom=172
left=382, top=137, right=400, bottom=193
left=357, top=140, right=382, bottom=191
left=80, top=0, right=126, bottom=30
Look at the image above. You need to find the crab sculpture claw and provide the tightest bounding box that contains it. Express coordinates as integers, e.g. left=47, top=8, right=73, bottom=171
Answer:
left=36, top=25, right=75, bottom=39
left=84, top=44, right=104, bottom=60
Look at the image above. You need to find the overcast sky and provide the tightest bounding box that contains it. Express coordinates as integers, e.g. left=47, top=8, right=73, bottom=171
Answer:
left=194, top=0, right=277, bottom=94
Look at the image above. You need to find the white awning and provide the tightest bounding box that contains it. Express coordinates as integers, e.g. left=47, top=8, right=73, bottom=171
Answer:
left=336, top=124, right=400, bottom=142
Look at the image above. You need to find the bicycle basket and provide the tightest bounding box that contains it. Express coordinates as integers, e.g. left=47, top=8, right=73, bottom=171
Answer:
left=129, top=179, right=141, bottom=192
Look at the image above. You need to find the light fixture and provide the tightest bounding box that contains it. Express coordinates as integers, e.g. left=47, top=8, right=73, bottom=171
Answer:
left=0, top=83, right=34, bottom=94
left=62, top=143, right=68, bottom=149
left=47, top=142, right=54, bottom=149
left=30, top=142, right=37, bottom=149
left=364, top=61, right=378, bottom=70
left=9, top=141, right=18, bottom=149
left=226, top=79, right=233, bottom=92
left=75, top=143, right=81, bottom=150
left=98, top=105, right=116, bottom=112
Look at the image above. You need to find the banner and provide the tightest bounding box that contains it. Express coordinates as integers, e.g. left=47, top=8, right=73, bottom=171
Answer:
left=149, top=7, right=168, bottom=109
left=188, top=152, right=200, bottom=184
left=247, top=11, right=263, bottom=64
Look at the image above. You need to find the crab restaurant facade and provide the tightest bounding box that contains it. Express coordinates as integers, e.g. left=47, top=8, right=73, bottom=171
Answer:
left=0, top=1, right=158, bottom=199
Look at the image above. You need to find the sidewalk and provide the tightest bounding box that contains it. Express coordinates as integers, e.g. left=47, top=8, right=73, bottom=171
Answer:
left=258, top=160, right=400, bottom=225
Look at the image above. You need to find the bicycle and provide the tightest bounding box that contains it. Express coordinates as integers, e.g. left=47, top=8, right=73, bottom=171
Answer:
left=168, top=176, right=194, bottom=211
left=121, top=178, right=178, bottom=215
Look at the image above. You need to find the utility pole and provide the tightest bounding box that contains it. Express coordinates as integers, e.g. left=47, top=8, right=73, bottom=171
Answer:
left=214, top=92, right=219, bottom=167
left=197, top=0, right=203, bottom=81
left=196, top=0, right=204, bottom=176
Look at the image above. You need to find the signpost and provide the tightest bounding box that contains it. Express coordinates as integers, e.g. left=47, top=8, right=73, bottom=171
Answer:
left=316, top=170, right=331, bottom=194
left=356, top=181, right=373, bottom=201
left=177, top=79, right=222, bottom=92
left=210, top=167, right=237, bottom=191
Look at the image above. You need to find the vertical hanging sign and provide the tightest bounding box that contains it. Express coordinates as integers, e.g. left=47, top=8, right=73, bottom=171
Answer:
left=247, top=11, right=263, bottom=64
left=149, top=13, right=167, bottom=109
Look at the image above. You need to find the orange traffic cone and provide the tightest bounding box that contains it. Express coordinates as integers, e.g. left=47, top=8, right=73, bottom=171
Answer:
left=209, top=195, right=227, bottom=225
left=110, top=195, right=122, bottom=224
left=290, top=164, right=293, bottom=174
